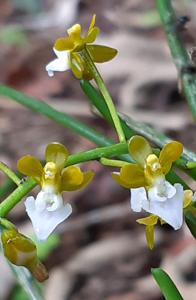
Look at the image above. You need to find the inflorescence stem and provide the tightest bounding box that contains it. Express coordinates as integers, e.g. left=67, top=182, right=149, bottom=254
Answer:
left=81, top=47, right=126, bottom=143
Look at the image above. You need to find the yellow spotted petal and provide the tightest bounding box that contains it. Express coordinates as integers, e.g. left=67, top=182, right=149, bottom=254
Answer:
left=136, top=215, right=159, bottom=226
left=54, top=37, right=74, bottom=51
left=17, top=155, right=43, bottom=181
left=85, top=27, right=100, bottom=44
left=67, top=24, right=81, bottom=39
left=119, top=164, right=146, bottom=188
left=128, top=136, right=152, bottom=167
left=159, top=141, right=183, bottom=174
left=88, top=14, right=96, bottom=33
left=87, top=45, right=117, bottom=63
left=183, top=189, right=193, bottom=209
left=61, top=167, right=94, bottom=191
left=45, top=143, right=69, bottom=170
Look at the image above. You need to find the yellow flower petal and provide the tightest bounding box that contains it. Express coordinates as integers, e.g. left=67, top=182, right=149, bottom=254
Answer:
left=61, top=167, right=94, bottom=191
left=128, top=136, right=152, bottom=167
left=88, top=14, right=96, bottom=33
left=183, top=189, right=193, bottom=209
left=67, top=24, right=81, bottom=39
left=120, top=164, right=146, bottom=188
left=17, top=155, right=43, bottom=181
left=85, top=27, right=100, bottom=44
left=159, top=141, right=183, bottom=174
left=145, top=225, right=155, bottom=250
left=45, top=143, right=69, bottom=170
left=54, top=37, right=74, bottom=51
left=87, top=45, right=117, bottom=63
left=137, top=215, right=159, bottom=226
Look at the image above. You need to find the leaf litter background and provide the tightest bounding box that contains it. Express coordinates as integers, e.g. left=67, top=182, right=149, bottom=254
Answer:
left=0, top=0, right=196, bottom=299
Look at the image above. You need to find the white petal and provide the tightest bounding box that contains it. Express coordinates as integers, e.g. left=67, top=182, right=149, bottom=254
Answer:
left=35, top=190, right=63, bottom=212
left=25, top=196, right=72, bottom=240
left=46, top=194, right=63, bottom=211
left=148, top=186, right=167, bottom=202
left=45, top=50, right=70, bottom=77
left=130, top=187, right=147, bottom=212
left=53, top=48, right=69, bottom=59
left=165, top=181, right=177, bottom=198
left=35, top=191, right=47, bottom=212
left=142, top=183, right=184, bottom=230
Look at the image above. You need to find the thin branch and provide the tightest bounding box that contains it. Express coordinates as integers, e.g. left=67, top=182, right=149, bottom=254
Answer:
left=157, top=0, right=196, bottom=121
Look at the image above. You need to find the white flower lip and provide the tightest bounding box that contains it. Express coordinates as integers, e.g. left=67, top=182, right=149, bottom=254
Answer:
left=46, top=48, right=70, bottom=77
left=25, top=190, right=72, bottom=240
left=130, top=182, right=184, bottom=230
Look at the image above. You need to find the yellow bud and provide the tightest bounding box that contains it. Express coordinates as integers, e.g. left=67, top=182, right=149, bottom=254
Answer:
left=1, top=228, right=48, bottom=282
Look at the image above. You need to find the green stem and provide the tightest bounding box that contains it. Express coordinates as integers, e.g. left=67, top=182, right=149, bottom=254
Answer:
left=81, top=48, right=126, bottom=143
left=157, top=0, right=196, bottom=121
left=0, top=162, right=21, bottom=186
left=80, top=80, right=135, bottom=138
left=100, top=158, right=129, bottom=167
left=65, top=143, right=128, bottom=166
left=0, top=178, right=36, bottom=218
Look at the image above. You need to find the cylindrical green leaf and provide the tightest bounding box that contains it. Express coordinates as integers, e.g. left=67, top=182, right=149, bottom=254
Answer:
left=151, top=268, right=184, bottom=300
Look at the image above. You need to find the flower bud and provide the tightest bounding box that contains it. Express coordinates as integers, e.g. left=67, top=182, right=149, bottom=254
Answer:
left=1, top=227, right=48, bottom=282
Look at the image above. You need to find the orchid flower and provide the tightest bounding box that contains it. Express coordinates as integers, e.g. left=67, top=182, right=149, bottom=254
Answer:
left=112, top=135, right=184, bottom=248
left=46, top=14, right=117, bottom=79
left=17, top=143, right=94, bottom=240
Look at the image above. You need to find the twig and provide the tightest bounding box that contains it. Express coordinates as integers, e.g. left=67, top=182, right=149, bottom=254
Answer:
left=157, top=0, right=196, bottom=121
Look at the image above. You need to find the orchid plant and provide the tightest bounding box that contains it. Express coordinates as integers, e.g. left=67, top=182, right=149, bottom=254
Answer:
left=0, top=2, right=196, bottom=299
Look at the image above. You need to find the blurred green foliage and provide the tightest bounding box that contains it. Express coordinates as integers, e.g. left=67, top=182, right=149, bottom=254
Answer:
left=12, top=0, right=43, bottom=14
left=0, top=26, right=28, bottom=46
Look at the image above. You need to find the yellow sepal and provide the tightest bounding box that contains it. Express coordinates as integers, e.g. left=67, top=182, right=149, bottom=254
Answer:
left=54, top=37, right=74, bottom=51
left=119, top=164, right=146, bottom=188
left=145, top=225, right=155, bottom=250
left=88, top=14, right=96, bottom=33
left=61, top=167, right=94, bottom=191
left=159, top=141, right=183, bottom=174
left=17, top=155, right=43, bottom=182
left=85, top=26, right=100, bottom=44
left=67, top=24, right=81, bottom=40
left=137, top=215, right=159, bottom=250
left=128, top=135, right=152, bottom=167
left=1, top=227, right=48, bottom=282
left=87, top=45, right=117, bottom=63
left=183, top=189, right=193, bottom=209
left=136, top=215, right=159, bottom=226
left=45, top=143, right=69, bottom=170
